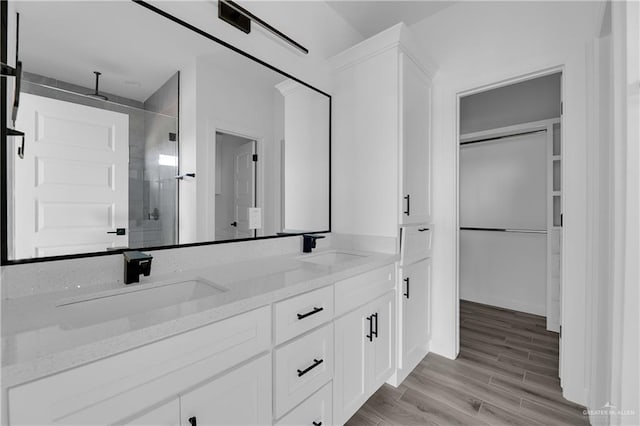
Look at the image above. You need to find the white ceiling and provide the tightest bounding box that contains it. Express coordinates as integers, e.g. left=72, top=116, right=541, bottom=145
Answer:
left=15, top=1, right=284, bottom=103
left=326, top=1, right=456, bottom=39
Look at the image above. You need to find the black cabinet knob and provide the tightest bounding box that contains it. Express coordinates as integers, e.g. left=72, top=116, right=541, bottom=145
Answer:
left=230, top=221, right=238, bottom=227
left=188, top=416, right=197, bottom=426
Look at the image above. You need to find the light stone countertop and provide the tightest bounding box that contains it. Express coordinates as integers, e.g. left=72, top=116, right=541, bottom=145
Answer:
left=1, top=248, right=397, bottom=388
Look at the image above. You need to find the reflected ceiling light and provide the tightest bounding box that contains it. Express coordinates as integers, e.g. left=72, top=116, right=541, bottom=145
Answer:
left=218, top=0, right=309, bottom=55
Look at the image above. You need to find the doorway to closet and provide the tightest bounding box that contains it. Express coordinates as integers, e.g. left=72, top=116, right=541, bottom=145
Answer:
left=457, top=71, right=564, bottom=389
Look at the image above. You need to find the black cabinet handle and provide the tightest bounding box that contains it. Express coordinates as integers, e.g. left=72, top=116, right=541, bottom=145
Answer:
left=313, top=422, right=323, bottom=426
left=418, top=227, right=429, bottom=232
left=188, top=417, right=197, bottom=426
left=230, top=221, right=238, bottom=227
left=297, top=306, right=324, bottom=320
left=404, top=194, right=411, bottom=216
left=366, top=314, right=374, bottom=342
left=297, top=358, right=323, bottom=377
left=404, top=277, right=410, bottom=299
left=107, top=228, right=126, bottom=235
left=372, top=312, right=378, bottom=339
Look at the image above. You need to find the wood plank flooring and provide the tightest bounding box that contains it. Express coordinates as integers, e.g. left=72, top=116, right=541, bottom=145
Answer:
left=345, top=300, right=590, bottom=426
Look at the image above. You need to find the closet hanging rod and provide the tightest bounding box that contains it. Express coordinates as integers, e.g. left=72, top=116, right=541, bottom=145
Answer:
left=460, top=129, right=546, bottom=146
left=460, top=227, right=547, bottom=234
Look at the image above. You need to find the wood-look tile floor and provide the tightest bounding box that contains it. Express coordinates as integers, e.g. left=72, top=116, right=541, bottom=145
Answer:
left=346, top=300, right=590, bottom=426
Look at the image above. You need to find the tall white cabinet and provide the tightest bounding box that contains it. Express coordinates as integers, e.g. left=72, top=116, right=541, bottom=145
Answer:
left=331, top=22, right=437, bottom=390
left=331, top=23, right=436, bottom=239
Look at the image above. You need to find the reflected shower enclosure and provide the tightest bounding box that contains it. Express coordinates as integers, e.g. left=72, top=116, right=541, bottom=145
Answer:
left=11, top=71, right=180, bottom=255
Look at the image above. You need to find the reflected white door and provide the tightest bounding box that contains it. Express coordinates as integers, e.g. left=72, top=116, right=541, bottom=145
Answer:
left=14, top=93, right=129, bottom=258
left=233, top=141, right=255, bottom=239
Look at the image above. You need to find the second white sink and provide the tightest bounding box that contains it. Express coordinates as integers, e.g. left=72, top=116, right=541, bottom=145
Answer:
left=56, top=278, right=227, bottom=329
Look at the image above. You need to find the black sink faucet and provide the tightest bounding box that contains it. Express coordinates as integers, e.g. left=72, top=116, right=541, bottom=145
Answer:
left=302, top=234, right=326, bottom=253
left=123, top=251, right=153, bottom=284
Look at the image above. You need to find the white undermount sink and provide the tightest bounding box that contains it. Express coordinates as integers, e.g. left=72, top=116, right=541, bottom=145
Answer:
left=56, top=278, right=227, bottom=329
left=299, top=250, right=367, bottom=266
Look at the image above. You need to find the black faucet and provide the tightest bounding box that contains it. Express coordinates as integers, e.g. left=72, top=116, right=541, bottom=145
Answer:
left=123, top=251, right=153, bottom=284
left=302, top=234, right=326, bottom=253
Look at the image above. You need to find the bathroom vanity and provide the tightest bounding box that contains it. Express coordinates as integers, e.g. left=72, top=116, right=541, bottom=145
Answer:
left=2, top=248, right=397, bottom=425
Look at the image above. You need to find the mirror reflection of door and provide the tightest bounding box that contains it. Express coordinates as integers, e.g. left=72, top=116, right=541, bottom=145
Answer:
left=214, top=132, right=256, bottom=240
left=13, top=93, right=129, bottom=258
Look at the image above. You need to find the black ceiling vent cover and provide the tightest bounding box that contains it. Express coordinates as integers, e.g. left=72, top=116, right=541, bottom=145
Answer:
left=218, top=1, right=251, bottom=34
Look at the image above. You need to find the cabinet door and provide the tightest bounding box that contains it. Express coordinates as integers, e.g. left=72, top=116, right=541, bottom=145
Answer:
left=400, top=52, right=432, bottom=225
left=125, top=399, right=180, bottom=426
left=180, top=355, right=271, bottom=426
left=401, top=258, right=431, bottom=372
left=333, top=304, right=370, bottom=425
left=370, top=291, right=396, bottom=390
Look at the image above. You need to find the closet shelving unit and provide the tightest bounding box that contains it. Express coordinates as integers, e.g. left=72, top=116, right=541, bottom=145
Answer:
left=547, top=119, right=562, bottom=333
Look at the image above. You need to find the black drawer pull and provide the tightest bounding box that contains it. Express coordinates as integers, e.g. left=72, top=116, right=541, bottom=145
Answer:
left=297, top=358, right=323, bottom=377
left=418, top=227, right=429, bottom=232
left=366, top=314, right=374, bottom=341
left=372, top=312, right=378, bottom=338
left=404, top=277, right=410, bottom=299
left=297, top=306, right=324, bottom=320
left=188, top=416, right=197, bottom=426
left=313, top=422, right=322, bottom=426
left=404, top=194, right=411, bottom=216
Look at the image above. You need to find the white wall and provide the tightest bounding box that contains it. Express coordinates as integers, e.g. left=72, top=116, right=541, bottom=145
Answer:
left=460, top=231, right=547, bottom=315
left=409, top=1, right=604, bottom=406
left=460, top=73, right=561, bottom=134
left=459, top=131, right=548, bottom=315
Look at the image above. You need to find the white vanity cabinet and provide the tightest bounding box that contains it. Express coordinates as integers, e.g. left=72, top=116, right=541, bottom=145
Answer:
left=126, top=355, right=272, bottom=426
left=180, top=355, right=272, bottom=426
left=5, top=262, right=399, bottom=426
left=334, top=291, right=395, bottom=425
left=7, top=306, right=272, bottom=425
left=399, top=258, right=431, bottom=376
left=124, top=399, right=180, bottom=426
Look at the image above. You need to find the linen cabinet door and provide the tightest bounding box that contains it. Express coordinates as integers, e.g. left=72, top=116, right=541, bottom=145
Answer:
left=400, top=52, right=432, bottom=225
left=333, top=305, right=369, bottom=425
left=401, top=258, right=431, bottom=372
left=180, top=355, right=271, bottom=426
left=124, top=399, right=180, bottom=426
left=370, top=291, right=396, bottom=390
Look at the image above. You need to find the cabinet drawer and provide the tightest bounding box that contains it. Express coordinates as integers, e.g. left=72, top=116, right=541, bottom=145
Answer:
left=274, top=324, right=334, bottom=418
left=275, top=286, right=334, bottom=345
left=8, top=306, right=271, bottom=425
left=276, top=382, right=332, bottom=426
left=400, top=225, right=432, bottom=266
left=334, top=264, right=395, bottom=316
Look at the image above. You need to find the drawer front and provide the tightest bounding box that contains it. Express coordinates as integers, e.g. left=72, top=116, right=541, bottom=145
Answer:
left=400, top=225, right=432, bottom=266
left=274, top=324, right=334, bottom=418
left=276, top=382, right=333, bottom=426
left=275, top=286, right=334, bottom=345
left=334, top=264, right=395, bottom=316
left=8, top=306, right=271, bottom=425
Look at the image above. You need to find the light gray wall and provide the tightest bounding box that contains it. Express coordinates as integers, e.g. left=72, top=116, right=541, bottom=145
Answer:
left=460, top=73, right=562, bottom=134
